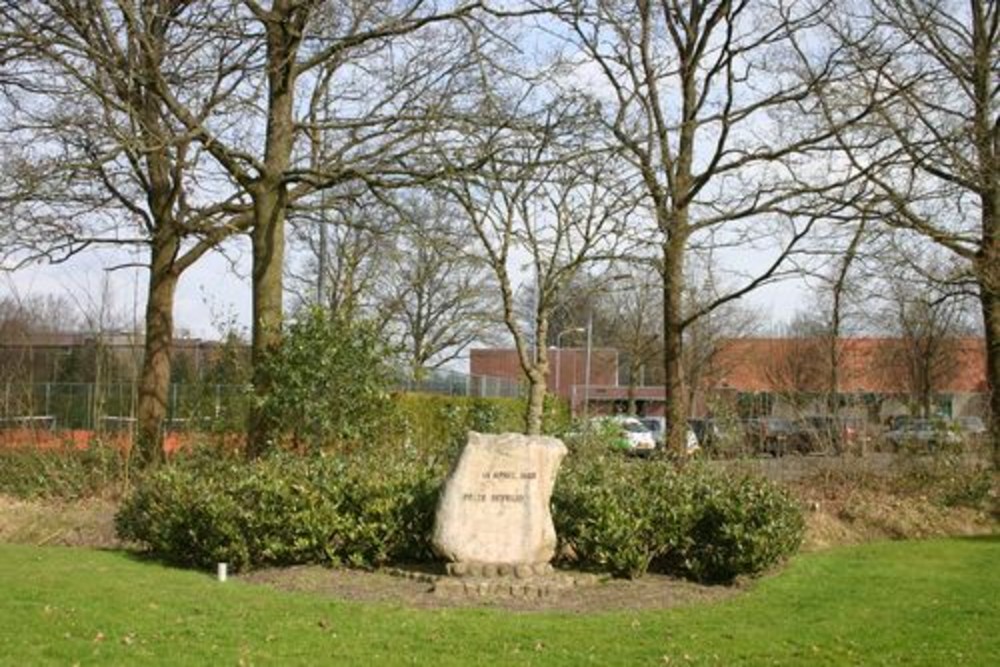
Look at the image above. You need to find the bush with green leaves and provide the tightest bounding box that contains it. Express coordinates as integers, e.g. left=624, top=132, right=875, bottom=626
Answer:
left=553, top=455, right=804, bottom=582
left=118, top=428, right=802, bottom=583
left=255, top=308, right=398, bottom=453
left=0, top=439, right=131, bottom=499
left=115, top=448, right=443, bottom=571
left=682, top=472, right=807, bottom=583
left=393, top=394, right=526, bottom=458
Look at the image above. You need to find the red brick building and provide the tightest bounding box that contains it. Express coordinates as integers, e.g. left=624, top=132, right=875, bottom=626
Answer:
left=471, top=337, right=990, bottom=422
left=470, top=347, right=621, bottom=414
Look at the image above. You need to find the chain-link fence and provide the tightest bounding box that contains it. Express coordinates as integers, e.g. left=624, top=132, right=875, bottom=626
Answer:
left=0, top=370, right=522, bottom=432
left=395, top=368, right=522, bottom=398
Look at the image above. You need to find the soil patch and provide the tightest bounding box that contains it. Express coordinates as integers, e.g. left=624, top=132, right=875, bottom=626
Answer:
left=239, top=564, right=741, bottom=613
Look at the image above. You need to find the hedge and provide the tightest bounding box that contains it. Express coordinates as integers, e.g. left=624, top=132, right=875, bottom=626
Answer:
left=117, top=443, right=802, bottom=582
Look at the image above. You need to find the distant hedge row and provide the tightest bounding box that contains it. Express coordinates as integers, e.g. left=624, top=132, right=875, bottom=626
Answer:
left=395, top=393, right=570, bottom=457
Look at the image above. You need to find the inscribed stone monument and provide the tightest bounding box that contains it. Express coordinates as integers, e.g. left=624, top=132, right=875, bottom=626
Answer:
left=432, top=431, right=567, bottom=570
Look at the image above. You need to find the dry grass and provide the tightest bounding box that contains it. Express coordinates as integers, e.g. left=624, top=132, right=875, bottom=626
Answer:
left=0, top=495, right=121, bottom=548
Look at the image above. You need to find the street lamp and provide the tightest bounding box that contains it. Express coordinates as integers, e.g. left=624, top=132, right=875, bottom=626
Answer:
left=583, top=274, right=632, bottom=420
left=554, top=327, right=585, bottom=397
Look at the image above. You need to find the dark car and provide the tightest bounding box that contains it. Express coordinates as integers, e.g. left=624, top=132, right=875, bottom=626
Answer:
left=883, top=419, right=961, bottom=451
left=744, top=417, right=805, bottom=457
left=797, top=416, right=865, bottom=455
left=688, top=418, right=746, bottom=456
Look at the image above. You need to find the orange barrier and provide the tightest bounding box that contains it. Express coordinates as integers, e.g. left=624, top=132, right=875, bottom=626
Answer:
left=0, top=429, right=243, bottom=456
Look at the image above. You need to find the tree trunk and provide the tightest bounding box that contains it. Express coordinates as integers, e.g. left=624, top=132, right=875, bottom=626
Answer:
left=982, top=288, right=1000, bottom=469
left=135, top=232, right=179, bottom=466
left=627, top=356, right=641, bottom=416
left=525, top=368, right=548, bottom=436
left=247, top=184, right=288, bottom=457
left=246, top=5, right=301, bottom=457
left=524, top=315, right=550, bottom=436
left=662, top=236, right=688, bottom=454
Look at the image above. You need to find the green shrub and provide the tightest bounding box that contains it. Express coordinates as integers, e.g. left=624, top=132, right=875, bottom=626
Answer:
left=255, top=308, right=398, bottom=453
left=553, top=456, right=803, bottom=582
left=681, top=474, right=806, bottom=583
left=118, top=430, right=803, bottom=583
left=394, top=394, right=525, bottom=457
left=115, top=448, right=444, bottom=571
left=893, top=451, right=995, bottom=510
left=0, top=439, right=131, bottom=499
left=553, top=456, right=696, bottom=577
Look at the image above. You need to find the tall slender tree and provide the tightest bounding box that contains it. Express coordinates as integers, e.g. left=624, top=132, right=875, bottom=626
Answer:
left=553, top=0, right=865, bottom=452
left=817, top=0, right=1000, bottom=464
left=444, top=97, right=636, bottom=434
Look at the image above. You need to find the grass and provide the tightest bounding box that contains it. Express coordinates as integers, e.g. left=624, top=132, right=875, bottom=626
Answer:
left=0, top=537, right=997, bottom=666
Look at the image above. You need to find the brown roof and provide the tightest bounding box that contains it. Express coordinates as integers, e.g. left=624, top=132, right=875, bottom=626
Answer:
left=711, top=337, right=987, bottom=394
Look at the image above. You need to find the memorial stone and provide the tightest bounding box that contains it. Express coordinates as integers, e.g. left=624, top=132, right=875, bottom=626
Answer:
left=432, top=431, right=567, bottom=568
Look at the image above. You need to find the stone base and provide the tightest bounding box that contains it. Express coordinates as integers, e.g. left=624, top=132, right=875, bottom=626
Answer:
left=445, top=561, right=553, bottom=578
left=431, top=572, right=599, bottom=599
left=384, top=564, right=600, bottom=600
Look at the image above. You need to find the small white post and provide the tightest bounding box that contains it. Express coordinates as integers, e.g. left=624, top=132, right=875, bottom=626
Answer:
left=217, top=563, right=228, bottom=582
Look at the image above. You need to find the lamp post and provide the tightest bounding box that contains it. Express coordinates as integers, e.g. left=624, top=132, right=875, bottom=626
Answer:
left=554, top=326, right=585, bottom=399
left=583, top=274, right=632, bottom=420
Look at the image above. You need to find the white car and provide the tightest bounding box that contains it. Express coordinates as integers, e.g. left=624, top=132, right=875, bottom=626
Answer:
left=594, top=416, right=657, bottom=454
left=638, top=416, right=701, bottom=455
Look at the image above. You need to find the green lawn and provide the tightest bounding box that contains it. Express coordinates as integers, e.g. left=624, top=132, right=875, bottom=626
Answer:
left=0, top=537, right=996, bottom=666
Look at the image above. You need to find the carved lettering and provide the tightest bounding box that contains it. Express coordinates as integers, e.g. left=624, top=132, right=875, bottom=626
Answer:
left=490, top=493, right=525, bottom=503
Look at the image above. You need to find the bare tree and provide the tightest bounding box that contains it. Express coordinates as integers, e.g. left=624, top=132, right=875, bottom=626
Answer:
left=681, top=277, right=760, bottom=418
left=587, top=265, right=662, bottom=414
left=874, top=258, right=977, bottom=418
left=377, top=195, right=498, bottom=378
left=288, top=193, right=397, bottom=321
left=763, top=313, right=831, bottom=414
left=793, top=216, right=879, bottom=414
left=552, top=0, right=865, bottom=452
left=444, top=97, right=635, bottom=434
left=135, top=0, right=490, bottom=454
left=817, top=0, right=1000, bottom=462
left=290, top=191, right=498, bottom=376
left=0, top=1, right=253, bottom=464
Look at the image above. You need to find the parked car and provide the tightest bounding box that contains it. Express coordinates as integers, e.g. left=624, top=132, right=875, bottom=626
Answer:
left=955, top=416, right=986, bottom=440
left=592, top=416, right=658, bottom=456
left=744, top=417, right=809, bottom=457
left=637, top=417, right=666, bottom=446
left=637, top=416, right=700, bottom=455
left=797, top=416, right=866, bottom=455
left=882, top=419, right=961, bottom=451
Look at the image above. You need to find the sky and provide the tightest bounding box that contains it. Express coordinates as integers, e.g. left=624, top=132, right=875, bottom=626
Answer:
left=0, top=2, right=830, bottom=362
left=2, top=234, right=813, bottom=361
left=3, top=242, right=253, bottom=341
